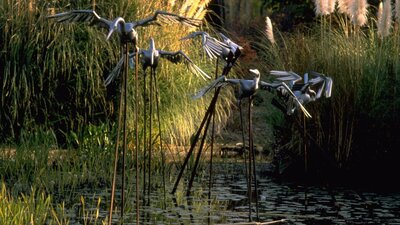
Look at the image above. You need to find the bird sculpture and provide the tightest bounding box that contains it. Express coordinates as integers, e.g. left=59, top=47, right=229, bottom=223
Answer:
left=270, top=70, right=332, bottom=115
left=104, top=37, right=210, bottom=86
left=180, top=31, right=229, bottom=60
left=180, top=31, right=242, bottom=76
left=218, top=33, right=243, bottom=75
left=48, top=10, right=202, bottom=45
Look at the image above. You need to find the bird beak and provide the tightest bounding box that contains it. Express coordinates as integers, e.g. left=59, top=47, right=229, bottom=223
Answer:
left=106, top=29, right=115, bottom=40
left=249, top=69, right=259, bottom=76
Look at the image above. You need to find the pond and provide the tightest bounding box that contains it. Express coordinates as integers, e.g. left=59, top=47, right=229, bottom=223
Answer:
left=69, top=162, right=400, bottom=224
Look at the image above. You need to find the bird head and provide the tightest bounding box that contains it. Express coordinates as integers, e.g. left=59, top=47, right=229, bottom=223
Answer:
left=249, top=69, right=260, bottom=79
left=107, top=17, right=125, bottom=40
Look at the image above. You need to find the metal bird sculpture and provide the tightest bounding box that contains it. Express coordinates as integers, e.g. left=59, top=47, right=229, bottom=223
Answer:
left=48, top=10, right=202, bottom=44
left=218, top=33, right=243, bottom=75
left=270, top=70, right=332, bottom=115
left=104, top=37, right=210, bottom=86
left=180, top=31, right=229, bottom=60
left=180, top=31, right=242, bottom=76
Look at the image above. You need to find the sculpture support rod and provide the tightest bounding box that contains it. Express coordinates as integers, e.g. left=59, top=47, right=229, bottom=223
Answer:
left=121, top=42, right=129, bottom=220
left=108, top=46, right=126, bottom=225
left=134, top=49, right=140, bottom=225
left=186, top=104, right=214, bottom=196
left=171, top=87, right=221, bottom=195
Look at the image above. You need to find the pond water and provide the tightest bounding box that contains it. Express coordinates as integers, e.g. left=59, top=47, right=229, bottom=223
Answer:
left=69, top=162, right=400, bottom=224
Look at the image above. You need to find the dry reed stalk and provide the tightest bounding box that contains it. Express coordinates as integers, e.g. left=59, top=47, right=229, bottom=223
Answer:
left=314, top=0, right=329, bottom=16
left=349, top=0, right=369, bottom=27
left=328, top=0, right=337, bottom=14
left=265, top=16, right=275, bottom=44
left=338, top=0, right=350, bottom=15
left=377, top=1, right=383, bottom=23
left=378, top=0, right=393, bottom=38
left=396, top=0, right=400, bottom=23
left=186, top=0, right=200, bottom=18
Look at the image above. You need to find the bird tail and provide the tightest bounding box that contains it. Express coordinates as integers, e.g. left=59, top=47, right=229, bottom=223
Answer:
left=104, top=56, right=124, bottom=86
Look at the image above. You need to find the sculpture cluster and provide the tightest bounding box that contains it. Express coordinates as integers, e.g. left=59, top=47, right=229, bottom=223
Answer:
left=48, top=8, right=333, bottom=224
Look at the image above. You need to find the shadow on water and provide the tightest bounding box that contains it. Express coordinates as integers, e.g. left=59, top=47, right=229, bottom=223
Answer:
left=72, top=162, right=400, bottom=224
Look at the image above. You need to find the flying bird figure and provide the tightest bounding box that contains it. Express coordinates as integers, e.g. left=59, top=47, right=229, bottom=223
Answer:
left=104, top=37, right=210, bottom=86
left=270, top=70, right=332, bottom=115
left=218, top=33, right=243, bottom=75
left=180, top=31, right=229, bottom=60
left=48, top=10, right=202, bottom=44
left=180, top=31, right=242, bottom=76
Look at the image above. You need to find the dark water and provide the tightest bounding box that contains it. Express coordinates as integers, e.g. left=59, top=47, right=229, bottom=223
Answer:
left=71, top=162, right=400, bottom=224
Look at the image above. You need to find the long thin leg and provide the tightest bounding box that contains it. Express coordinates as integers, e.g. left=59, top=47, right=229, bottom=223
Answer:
left=142, top=71, right=147, bottom=205
left=171, top=87, right=221, bottom=195
left=304, top=114, right=308, bottom=173
left=244, top=99, right=252, bottom=221
left=108, top=47, right=125, bottom=225
left=249, top=96, right=259, bottom=219
left=239, top=100, right=249, bottom=187
left=153, top=68, right=166, bottom=209
left=147, top=68, right=154, bottom=206
left=121, top=42, right=129, bottom=220
left=134, top=48, right=140, bottom=225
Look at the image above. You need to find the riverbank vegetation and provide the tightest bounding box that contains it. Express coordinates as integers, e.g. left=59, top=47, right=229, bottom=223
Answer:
left=256, top=0, right=400, bottom=182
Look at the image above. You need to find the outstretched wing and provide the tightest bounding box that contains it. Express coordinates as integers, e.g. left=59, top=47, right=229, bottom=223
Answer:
left=181, top=31, right=230, bottom=59
left=308, top=71, right=333, bottom=99
left=133, top=10, right=202, bottom=28
left=270, top=70, right=303, bottom=84
left=193, top=75, right=228, bottom=99
left=159, top=50, right=210, bottom=80
left=259, top=81, right=312, bottom=118
left=47, top=10, right=111, bottom=29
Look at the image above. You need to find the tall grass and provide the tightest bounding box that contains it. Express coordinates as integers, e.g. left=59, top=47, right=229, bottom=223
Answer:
left=0, top=0, right=232, bottom=150
left=258, top=3, right=400, bottom=172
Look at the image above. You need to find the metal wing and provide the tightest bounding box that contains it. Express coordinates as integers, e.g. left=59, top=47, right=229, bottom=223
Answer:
left=104, top=56, right=124, bottom=86
left=47, top=10, right=111, bottom=30
left=180, top=31, right=230, bottom=59
left=159, top=50, right=210, bottom=80
left=104, top=51, right=138, bottom=86
left=324, top=77, right=333, bottom=98
left=308, top=71, right=333, bottom=99
left=270, top=70, right=303, bottom=84
left=133, top=10, right=202, bottom=28
left=193, top=75, right=228, bottom=99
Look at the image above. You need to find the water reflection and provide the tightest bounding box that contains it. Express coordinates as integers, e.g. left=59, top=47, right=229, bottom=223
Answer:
left=75, top=162, right=400, bottom=224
